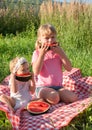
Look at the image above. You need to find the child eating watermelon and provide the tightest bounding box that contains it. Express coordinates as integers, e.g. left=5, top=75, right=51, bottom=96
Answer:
left=0, top=57, right=35, bottom=111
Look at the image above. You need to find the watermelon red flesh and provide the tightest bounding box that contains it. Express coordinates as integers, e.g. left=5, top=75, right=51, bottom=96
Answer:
left=27, top=101, right=50, bottom=113
left=29, top=107, right=46, bottom=112
left=16, top=73, right=31, bottom=77
left=28, top=102, right=49, bottom=107
left=45, top=43, right=58, bottom=47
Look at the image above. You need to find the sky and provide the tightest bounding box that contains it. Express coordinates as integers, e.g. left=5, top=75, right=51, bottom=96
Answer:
left=54, top=0, right=92, bottom=3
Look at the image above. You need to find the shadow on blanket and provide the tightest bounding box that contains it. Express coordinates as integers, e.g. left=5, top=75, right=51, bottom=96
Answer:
left=0, top=68, right=92, bottom=130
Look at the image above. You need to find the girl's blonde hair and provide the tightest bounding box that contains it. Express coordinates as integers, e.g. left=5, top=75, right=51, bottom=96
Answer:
left=10, top=57, right=29, bottom=73
left=35, top=24, right=57, bottom=49
left=9, top=57, right=20, bottom=73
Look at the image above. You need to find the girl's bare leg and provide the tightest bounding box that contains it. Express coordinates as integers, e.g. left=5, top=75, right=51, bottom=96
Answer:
left=39, top=88, right=60, bottom=104
left=0, top=94, right=15, bottom=111
left=58, top=88, right=78, bottom=103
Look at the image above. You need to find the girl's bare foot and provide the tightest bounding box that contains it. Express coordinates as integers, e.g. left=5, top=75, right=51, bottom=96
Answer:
left=8, top=104, right=15, bottom=112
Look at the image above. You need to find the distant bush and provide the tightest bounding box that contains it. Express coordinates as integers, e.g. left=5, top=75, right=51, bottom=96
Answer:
left=0, top=1, right=40, bottom=35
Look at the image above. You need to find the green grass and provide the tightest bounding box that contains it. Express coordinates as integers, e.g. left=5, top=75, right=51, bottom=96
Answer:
left=0, top=111, right=12, bottom=130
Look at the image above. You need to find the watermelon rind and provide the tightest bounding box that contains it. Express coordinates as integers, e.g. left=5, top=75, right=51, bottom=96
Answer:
left=15, top=74, right=32, bottom=82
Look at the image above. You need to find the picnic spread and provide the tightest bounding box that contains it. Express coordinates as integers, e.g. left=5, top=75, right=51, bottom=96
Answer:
left=0, top=68, right=92, bottom=130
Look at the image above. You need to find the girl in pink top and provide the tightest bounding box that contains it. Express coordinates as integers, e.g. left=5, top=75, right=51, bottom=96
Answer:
left=32, top=24, right=78, bottom=104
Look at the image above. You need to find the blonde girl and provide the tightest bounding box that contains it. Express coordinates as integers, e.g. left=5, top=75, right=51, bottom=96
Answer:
left=32, top=24, right=78, bottom=104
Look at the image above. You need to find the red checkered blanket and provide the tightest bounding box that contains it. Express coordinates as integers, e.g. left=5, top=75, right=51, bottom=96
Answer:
left=0, top=68, right=92, bottom=130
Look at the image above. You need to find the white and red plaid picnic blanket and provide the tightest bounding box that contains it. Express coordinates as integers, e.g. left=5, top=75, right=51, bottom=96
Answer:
left=0, top=68, right=92, bottom=130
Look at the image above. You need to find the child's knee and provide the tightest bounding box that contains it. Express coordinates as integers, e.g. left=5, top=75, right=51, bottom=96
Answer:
left=71, top=94, right=78, bottom=102
left=46, top=91, right=60, bottom=104
left=68, top=94, right=78, bottom=103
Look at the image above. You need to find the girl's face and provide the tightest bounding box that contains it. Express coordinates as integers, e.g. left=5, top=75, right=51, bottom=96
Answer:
left=39, top=33, right=56, bottom=46
left=16, top=62, right=30, bottom=75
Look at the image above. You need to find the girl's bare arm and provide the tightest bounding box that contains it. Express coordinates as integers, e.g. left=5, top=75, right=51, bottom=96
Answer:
left=29, top=73, right=35, bottom=94
left=10, top=73, right=17, bottom=93
left=52, top=46, right=72, bottom=71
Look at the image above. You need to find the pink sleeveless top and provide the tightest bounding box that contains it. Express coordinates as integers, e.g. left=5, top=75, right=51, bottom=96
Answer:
left=32, top=50, right=63, bottom=87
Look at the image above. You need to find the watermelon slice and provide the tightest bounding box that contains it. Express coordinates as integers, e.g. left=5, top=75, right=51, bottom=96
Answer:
left=45, top=43, right=58, bottom=50
left=27, top=101, right=50, bottom=114
left=15, top=72, right=32, bottom=82
left=39, top=42, right=58, bottom=50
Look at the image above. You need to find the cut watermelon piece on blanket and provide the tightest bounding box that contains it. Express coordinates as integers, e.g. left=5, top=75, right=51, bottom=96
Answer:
left=27, top=101, right=50, bottom=114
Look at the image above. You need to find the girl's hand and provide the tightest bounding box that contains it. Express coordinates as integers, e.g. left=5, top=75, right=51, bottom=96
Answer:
left=30, top=72, right=34, bottom=80
left=39, top=44, right=49, bottom=57
left=51, top=45, right=62, bottom=55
